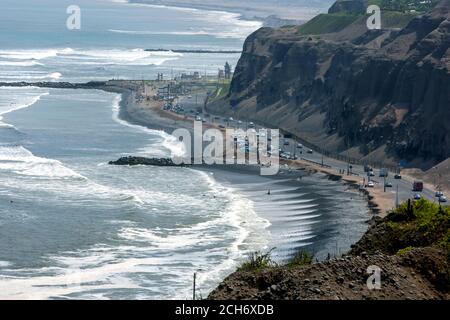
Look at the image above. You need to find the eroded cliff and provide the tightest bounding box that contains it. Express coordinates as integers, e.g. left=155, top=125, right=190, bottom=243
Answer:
left=208, top=0, right=450, bottom=169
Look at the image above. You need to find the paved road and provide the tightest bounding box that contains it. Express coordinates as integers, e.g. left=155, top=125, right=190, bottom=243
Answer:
left=175, top=96, right=447, bottom=208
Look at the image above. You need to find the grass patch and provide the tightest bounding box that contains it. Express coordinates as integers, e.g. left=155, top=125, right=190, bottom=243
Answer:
left=238, top=250, right=277, bottom=272
left=397, top=246, right=414, bottom=255
left=381, top=11, right=418, bottom=28
left=286, top=250, right=313, bottom=268
left=368, top=0, right=440, bottom=13
left=210, top=82, right=231, bottom=102
left=297, top=13, right=361, bottom=35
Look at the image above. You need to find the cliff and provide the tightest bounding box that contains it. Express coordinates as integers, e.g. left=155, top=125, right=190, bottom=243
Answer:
left=207, top=0, right=450, bottom=169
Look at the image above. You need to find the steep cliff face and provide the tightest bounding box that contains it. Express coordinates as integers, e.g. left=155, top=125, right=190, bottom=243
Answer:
left=209, top=0, right=450, bottom=168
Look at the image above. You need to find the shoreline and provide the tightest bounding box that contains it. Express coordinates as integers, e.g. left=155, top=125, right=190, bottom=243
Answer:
left=0, top=80, right=410, bottom=218
left=128, top=0, right=322, bottom=24
left=115, top=83, right=376, bottom=259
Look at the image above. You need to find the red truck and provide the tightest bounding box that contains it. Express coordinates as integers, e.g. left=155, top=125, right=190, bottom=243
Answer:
left=413, top=181, right=424, bottom=192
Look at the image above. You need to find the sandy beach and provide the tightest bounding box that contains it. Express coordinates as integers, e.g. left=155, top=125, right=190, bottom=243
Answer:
left=110, top=82, right=378, bottom=261
left=120, top=82, right=392, bottom=215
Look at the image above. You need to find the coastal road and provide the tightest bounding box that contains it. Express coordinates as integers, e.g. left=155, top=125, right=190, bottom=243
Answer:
left=175, top=96, right=446, bottom=210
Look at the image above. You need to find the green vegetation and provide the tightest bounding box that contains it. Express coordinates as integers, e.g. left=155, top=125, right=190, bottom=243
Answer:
left=287, top=250, right=313, bottom=268
left=297, top=12, right=360, bottom=35
left=381, top=10, right=418, bottom=28
left=396, top=246, right=414, bottom=255
left=238, top=249, right=314, bottom=272
left=210, top=82, right=231, bottom=101
left=369, top=0, right=440, bottom=12
left=237, top=250, right=277, bottom=272
left=383, top=198, right=450, bottom=253
left=297, top=0, right=437, bottom=36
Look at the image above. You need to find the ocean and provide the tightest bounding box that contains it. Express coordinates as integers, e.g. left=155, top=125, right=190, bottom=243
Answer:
left=0, top=0, right=369, bottom=299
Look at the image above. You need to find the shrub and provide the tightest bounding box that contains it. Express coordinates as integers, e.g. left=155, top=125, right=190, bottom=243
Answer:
left=238, top=250, right=276, bottom=272
left=397, top=246, right=414, bottom=255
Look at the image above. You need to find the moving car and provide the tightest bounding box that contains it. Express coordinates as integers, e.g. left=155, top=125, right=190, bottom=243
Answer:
left=307, top=149, right=313, bottom=154
left=414, top=193, right=422, bottom=200
left=394, top=174, right=402, bottom=179
left=385, top=182, right=393, bottom=188
left=367, top=181, right=375, bottom=188
left=368, top=171, right=375, bottom=177
left=439, top=196, right=447, bottom=203
left=413, top=181, right=424, bottom=192
left=435, top=191, right=444, bottom=197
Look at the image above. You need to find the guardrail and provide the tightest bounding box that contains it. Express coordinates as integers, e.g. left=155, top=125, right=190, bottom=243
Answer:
left=300, top=157, right=332, bottom=169
left=279, top=129, right=399, bottom=174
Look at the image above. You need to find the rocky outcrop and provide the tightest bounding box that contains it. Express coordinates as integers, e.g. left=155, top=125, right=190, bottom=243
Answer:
left=208, top=249, right=449, bottom=300
left=208, top=0, right=450, bottom=169
left=109, top=156, right=190, bottom=166
left=0, top=81, right=107, bottom=89
left=209, top=200, right=450, bottom=300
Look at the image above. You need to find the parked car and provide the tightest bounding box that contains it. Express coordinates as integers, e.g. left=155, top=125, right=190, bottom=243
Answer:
left=368, top=171, right=375, bottom=177
left=307, top=149, right=313, bottom=154
left=385, top=182, right=393, bottom=188
left=367, top=181, right=375, bottom=188
left=435, top=191, right=444, bottom=197
left=297, top=143, right=303, bottom=148
left=394, top=174, right=402, bottom=179
left=439, top=196, right=447, bottom=203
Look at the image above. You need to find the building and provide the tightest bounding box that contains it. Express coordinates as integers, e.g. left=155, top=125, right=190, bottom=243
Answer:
left=224, top=62, right=232, bottom=79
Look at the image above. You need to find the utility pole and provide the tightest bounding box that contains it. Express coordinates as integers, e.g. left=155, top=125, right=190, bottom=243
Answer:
left=193, top=272, right=197, bottom=300
left=396, top=184, right=399, bottom=208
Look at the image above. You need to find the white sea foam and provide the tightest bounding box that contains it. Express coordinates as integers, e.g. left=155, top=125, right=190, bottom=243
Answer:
left=0, top=145, right=85, bottom=179
left=107, top=1, right=262, bottom=39
left=0, top=172, right=269, bottom=300
left=0, top=261, right=12, bottom=268
left=110, top=94, right=186, bottom=158
left=0, top=87, right=49, bottom=129
left=0, top=60, right=43, bottom=67
left=0, top=47, right=181, bottom=68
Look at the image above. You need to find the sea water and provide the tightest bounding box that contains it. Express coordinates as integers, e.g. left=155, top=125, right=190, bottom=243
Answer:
left=0, top=0, right=368, bottom=299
